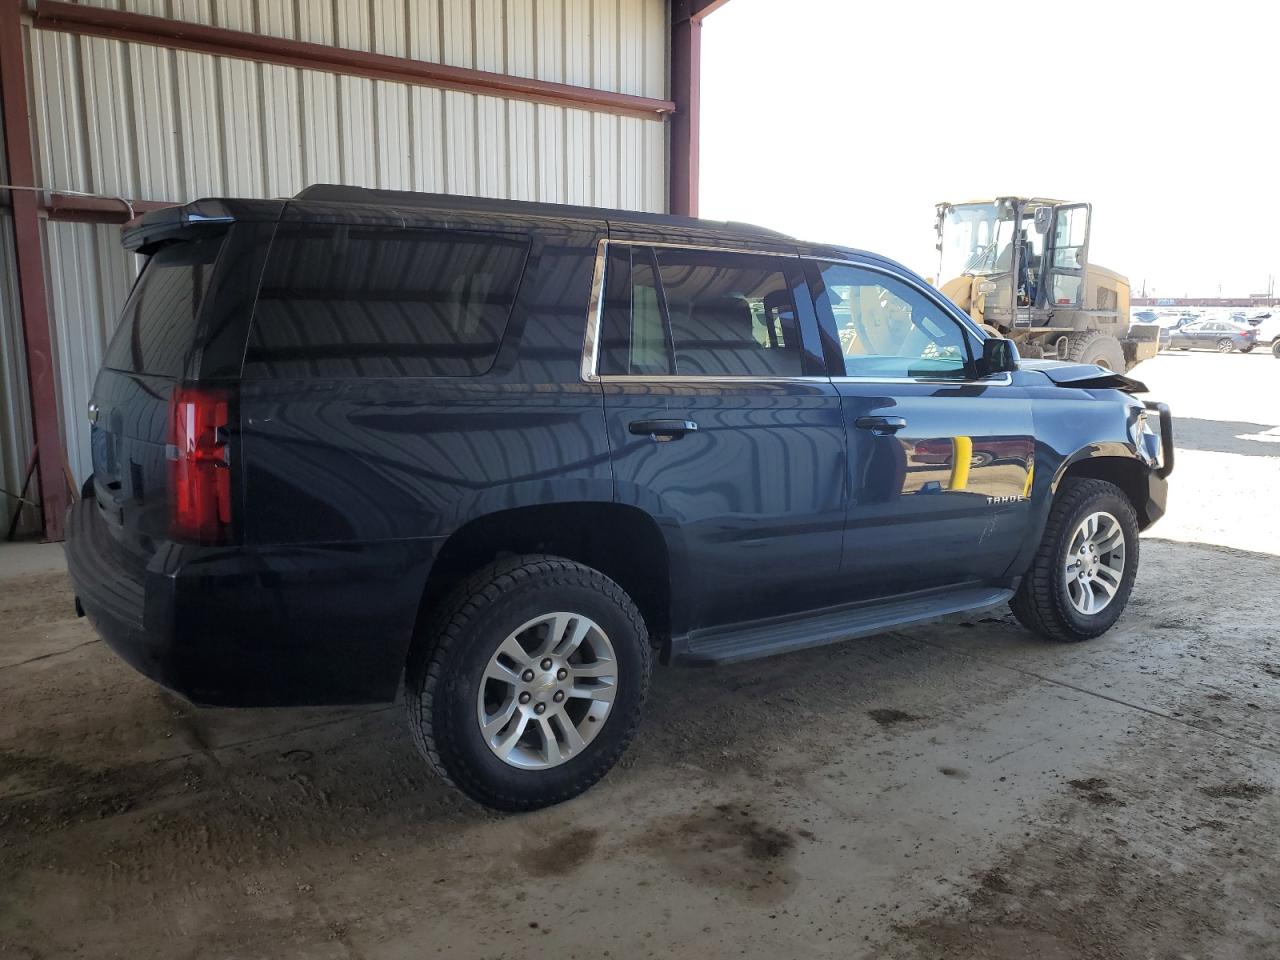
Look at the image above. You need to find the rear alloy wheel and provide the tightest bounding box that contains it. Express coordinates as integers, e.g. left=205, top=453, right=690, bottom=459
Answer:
left=476, top=612, right=618, bottom=770
left=1273, top=340, right=1280, bottom=359
left=1011, top=478, right=1139, bottom=642
left=1216, top=337, right=1235, bottom=353
left=405, top=555, right=651, bottom=811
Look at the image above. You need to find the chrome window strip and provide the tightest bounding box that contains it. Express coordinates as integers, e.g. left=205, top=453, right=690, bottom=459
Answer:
left=580, top=237, right=609, bottom=383
left=579, top=241, right=1012, bottom=388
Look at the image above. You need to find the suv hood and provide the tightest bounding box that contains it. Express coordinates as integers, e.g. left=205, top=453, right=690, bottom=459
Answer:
left=1019, top=359, right=1148, bottom=394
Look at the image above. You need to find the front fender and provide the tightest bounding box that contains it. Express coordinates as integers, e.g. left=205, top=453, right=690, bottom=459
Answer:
left=1005, top=387, right=1163, bottom=579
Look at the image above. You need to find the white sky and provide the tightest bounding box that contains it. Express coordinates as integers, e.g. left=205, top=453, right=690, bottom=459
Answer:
left=700, top=0, right=1280, bottom=298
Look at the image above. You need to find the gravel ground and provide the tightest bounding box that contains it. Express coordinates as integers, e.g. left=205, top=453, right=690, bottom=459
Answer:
left=2, top=350, right=1279, bottom=959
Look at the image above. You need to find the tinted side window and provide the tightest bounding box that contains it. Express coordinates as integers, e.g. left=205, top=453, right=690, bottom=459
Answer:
left=655, top=248, right=802, bottom=378
left=244, top=225, right=529, bottom=379
left=598, top=245, right=674, bottom=376
left=103, top=232, right=225, bottom=377
left=815, top=263, right=971, bottom=379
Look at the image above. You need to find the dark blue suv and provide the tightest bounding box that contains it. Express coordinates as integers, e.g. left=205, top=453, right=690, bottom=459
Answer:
left=66, top=186, right=1172, bottom=810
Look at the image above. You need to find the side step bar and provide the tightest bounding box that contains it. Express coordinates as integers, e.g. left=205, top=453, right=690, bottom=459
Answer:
left=674, top=586, right=1014, bottom=666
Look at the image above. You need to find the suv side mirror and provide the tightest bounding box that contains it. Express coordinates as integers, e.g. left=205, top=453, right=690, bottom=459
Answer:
left=978, top=338, right=1019, bottom=377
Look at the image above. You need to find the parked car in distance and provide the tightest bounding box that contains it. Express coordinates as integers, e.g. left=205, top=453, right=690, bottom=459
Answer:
left=1252, top=315, right=1280, bottom=347
left=66, top=186, right=1173, bottom=811
left=1163, top=319, right=1258, bottom=353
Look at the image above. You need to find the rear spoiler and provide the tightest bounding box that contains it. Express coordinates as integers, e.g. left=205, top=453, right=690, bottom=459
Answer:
left=122, top=198, right=284, bottom=254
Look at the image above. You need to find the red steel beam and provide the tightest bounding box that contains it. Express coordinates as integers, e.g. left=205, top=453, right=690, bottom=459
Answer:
left=1, top=0, right=69, bottom=540
left=45, top=193, right=177, bottom=225
left=33, top=0, right=676, bottom=122
left=669, top=9, right=700, bottom=217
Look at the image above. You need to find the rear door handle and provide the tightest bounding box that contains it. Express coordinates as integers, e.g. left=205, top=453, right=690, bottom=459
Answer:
left=628, top=419, right=698, bottom=441
left=854, top=415, right=907, bottom=436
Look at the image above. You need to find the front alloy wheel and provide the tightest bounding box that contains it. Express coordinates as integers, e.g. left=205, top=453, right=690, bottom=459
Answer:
left=1064, top=512, right=1126, bottom=616
left=1011, top=478, right=1140, bottom=642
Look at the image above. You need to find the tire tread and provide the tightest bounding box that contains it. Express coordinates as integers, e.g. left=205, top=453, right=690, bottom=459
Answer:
left=1011, top=478, right=1138, bottom=643
left=404, top=554, right=651, bottom=811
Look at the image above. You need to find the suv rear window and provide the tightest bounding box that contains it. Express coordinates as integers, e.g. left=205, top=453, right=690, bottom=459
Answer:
left=598, top=245, right=802, bottom=378
left=243, top=225, right=529, bottom=379
left=102, top=232, right=225, bottom=377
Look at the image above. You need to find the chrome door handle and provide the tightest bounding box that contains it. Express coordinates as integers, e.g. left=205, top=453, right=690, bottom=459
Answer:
left=854, top=416, right=907, bottom=436
left=628, top=419, right=698, bottom=441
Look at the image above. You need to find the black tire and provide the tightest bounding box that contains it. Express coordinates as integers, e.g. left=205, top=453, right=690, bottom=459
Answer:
left=1064, top=332, right=1126, bottom=371
left=1216, top=337, right=1235, bottom=353
left=1240, top=345, right=1254, bottom=354
left=1272, top=339, right=1280, bottom=359
left=1010, top=478, right=1140, bottom=643
left=404, top=554, right=651, bottom=811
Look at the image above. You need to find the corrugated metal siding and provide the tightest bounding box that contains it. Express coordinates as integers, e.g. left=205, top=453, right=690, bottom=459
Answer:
left=20, top=0, right=669, bottom=486
left=0, top=57, right=38, bottom=536
left=0, top=211, right=37, bottom=536
left=33, top=0, right=669, bottom=204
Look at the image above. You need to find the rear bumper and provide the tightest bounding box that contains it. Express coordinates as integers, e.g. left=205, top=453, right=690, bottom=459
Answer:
left=65, top=497, right=442, bottom=707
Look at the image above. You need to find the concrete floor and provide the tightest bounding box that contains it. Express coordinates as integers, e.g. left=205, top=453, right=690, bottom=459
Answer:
left=3, top=350, right=1279, bottom=959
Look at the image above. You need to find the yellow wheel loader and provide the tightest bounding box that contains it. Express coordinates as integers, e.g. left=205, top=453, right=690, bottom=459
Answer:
left=935, top=197, right=1158, bottom=371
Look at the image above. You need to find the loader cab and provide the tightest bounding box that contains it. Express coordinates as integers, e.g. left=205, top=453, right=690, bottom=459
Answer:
left=936, top=197, right=1091, bottom=329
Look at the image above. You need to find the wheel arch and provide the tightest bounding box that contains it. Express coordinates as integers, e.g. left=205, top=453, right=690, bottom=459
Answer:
left=413, top=502, right=674, bottom=662
left=1053, top=449, right=1157, bottom=529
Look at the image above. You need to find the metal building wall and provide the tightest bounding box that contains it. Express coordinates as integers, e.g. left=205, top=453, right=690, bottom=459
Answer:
left=0, top=210, right=38, bottom=534
left=0, top=84, right=38, bottom=535
left=21, top=0, right=669, bottom=485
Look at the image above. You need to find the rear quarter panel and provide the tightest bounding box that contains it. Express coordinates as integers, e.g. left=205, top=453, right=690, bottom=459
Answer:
left=237, top=215, right=612, bottom=546
left=222, top=215, right=612, bottom=702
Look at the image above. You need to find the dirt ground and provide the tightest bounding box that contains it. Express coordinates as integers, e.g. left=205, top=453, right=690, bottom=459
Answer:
left=3, top=350, right=1280, bottom=960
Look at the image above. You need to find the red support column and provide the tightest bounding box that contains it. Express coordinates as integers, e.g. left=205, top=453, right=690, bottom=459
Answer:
left=1, top=0, right=70, bottom=540
left=669, top=0, right=731, bottom=218
left=669, top=7, right=701, bottom=217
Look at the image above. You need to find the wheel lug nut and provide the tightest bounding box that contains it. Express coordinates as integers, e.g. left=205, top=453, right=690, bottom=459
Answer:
left=534, top=702, right=547, bottom=715
left=557, top=668, right=568, bottom=680
left=540, top=658, right=553, bottom=670
left=521, top=669, right=535, bottom=682
left=553, top=691, right=565, bottom=702
left=519, top=692, right=531, bottom=704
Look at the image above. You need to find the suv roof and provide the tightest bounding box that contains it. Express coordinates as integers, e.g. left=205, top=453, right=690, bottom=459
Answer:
left=122, top=183, right=898, bottom=275
left=295, top=184, right=794, bottom=240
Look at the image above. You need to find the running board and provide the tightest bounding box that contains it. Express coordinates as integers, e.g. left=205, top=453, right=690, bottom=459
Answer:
left=674, top=586, right=1014, bottom=666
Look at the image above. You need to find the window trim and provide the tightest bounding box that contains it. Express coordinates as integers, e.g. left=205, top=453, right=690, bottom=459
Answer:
left=807, top=256, right=1013, bottom=387
left=580, top=238, right=823, bottom=383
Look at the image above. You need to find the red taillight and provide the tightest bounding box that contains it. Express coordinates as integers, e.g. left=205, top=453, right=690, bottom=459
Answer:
left=168, top=386, right=232, bottom=543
